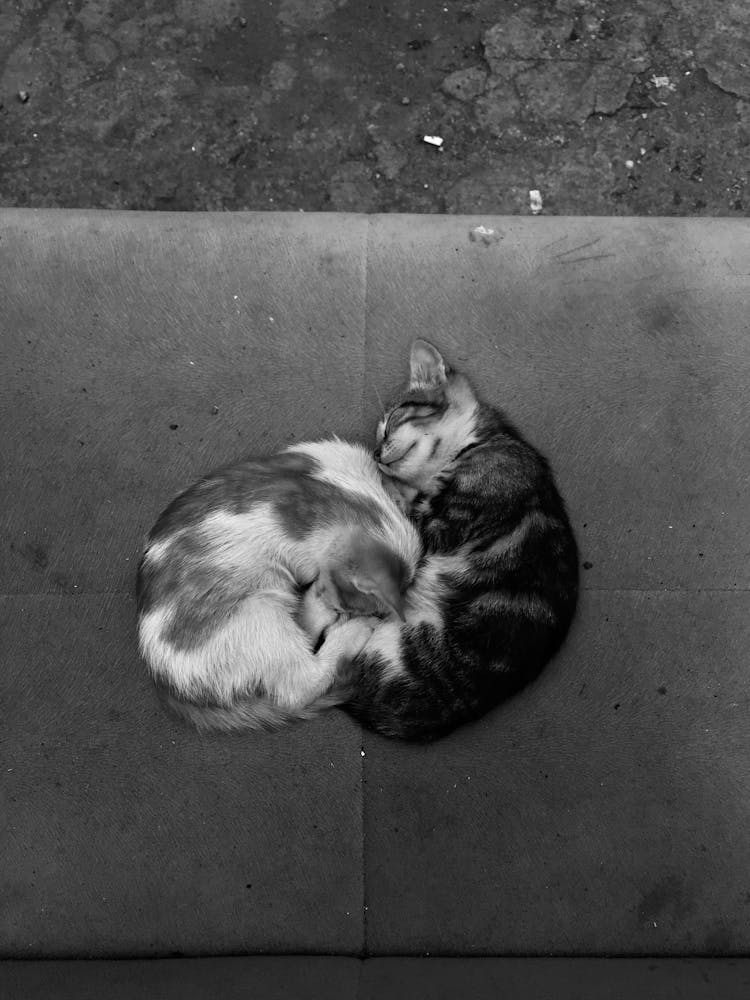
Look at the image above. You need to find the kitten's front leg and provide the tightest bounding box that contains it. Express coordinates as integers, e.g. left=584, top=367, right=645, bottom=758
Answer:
left=316, top=617, right=374, bottom=669
left=298, top=579, right=340, bottom=648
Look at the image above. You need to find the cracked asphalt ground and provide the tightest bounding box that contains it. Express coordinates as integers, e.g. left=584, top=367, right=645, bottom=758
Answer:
left=1, top=0, right=749, bottom=214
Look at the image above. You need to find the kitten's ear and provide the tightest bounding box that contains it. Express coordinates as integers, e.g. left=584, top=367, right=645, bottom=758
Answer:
left=409, top=339, right=448, bottom=389
left=350, top=573, right=406, bottom=621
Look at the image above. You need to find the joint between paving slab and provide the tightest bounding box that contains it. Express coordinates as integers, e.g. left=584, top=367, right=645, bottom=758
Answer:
left=361, top=734, right=369, bottom=958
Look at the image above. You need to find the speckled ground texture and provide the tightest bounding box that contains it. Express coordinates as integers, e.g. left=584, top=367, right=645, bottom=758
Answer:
left=1, top=0, right=749, bottom=213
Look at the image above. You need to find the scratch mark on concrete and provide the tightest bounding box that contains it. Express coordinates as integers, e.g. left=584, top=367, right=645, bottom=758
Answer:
left=554, top=237, right=604, bottom=258
left=539, top=235, right=570, bottom=253
left=557, top=253, right=616, bottom=265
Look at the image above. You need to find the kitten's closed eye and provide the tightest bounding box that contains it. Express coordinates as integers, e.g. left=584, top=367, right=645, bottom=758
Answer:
left=385, top=403, right=440, bottom=437
left=395, top=403, right=440, bottom=420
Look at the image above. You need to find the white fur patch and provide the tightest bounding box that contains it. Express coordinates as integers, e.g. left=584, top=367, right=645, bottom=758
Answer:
left=406, top=552, right=466, bottom=630
left=440, top=398, right=480, bottom=460
left=364, top=620, right=405, bottom=681
left=143, top=536, right=172, bottom=564
left=196, top=506, right=317, bottom=587
left=361, top=551, right=462, bottom=682
left=288, top=440, right=378, bottom=499
left=139, top=591, right=338, bottom=708
left=288, top=439, right=422, bottom=575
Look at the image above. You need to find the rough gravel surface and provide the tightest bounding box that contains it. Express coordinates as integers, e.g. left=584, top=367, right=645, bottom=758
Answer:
left=1, top=0, right=748, bottom=214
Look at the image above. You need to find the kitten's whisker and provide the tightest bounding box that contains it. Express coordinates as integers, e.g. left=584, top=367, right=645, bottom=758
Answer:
left=373, top=384, right=386, bottom=417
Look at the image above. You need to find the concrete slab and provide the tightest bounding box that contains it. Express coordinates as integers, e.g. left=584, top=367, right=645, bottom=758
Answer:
left=363, top=592, right=750, bottom=954
left=361, top=958, right=750, bottom=999
left=1, top=210, right=369, bottom=595
left=1, top=595, right=363, bottom=956
left=364, top=215, right=750, bottom=592
left=0, top=957, right=362, bottom=1000
left=1, top=209, right=369, bottom=957
left=2, top=211, right=749, bottom=960
left=362, top=216, right=750, bottom=953
left=2, top=956, right=749, bottom=1000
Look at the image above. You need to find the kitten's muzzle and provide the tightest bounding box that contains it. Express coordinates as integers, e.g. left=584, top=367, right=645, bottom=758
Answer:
left=376, top=441, right=416, bottom=470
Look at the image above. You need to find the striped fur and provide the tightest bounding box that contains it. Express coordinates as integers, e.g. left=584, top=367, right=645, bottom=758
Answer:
left=136, top=441, right=421, bottom=731
left=336, top=340, right=579, bottom=740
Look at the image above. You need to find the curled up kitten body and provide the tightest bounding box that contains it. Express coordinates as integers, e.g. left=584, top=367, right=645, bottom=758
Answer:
left=333, top=340, right=579, bottom=740
left=136, top=441, right=420, bottom=732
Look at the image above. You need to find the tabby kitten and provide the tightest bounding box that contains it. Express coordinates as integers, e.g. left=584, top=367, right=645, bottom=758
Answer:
left=136, top=440, right=420, bottom=732
left=333, top=340, right=579, bottom=740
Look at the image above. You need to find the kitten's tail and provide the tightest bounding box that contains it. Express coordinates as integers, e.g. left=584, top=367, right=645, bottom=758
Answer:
left=158, top=687, right=349, bottom=733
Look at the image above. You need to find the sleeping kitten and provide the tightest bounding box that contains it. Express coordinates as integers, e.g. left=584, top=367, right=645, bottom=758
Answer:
left=136, top=440, right=421, bottom=732
left=334, top=339, right=579, bottom=740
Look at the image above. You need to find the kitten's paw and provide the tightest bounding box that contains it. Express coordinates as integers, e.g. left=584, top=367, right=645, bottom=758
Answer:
left=322, top=617, right=375, bottom=659
left=298, top=581, right=339, bottom=645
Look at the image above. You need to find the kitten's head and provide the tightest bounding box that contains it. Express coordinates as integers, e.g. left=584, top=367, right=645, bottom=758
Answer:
left=375, top=339, right=479, bottom=499
left=322, top=535, right=411, bottom=621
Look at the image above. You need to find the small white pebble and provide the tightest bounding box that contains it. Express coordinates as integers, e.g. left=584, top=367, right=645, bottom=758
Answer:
left=360, top=750, right=366, bottom=757
left=651, top=75, right=675, bottom=91
left=625, top=159, right=635, bottom=169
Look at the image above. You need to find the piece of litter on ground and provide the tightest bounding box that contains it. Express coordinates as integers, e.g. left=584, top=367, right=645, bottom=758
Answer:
left=529, top=190, right=543, bottom=215
left=469, top=225, right=502, bottom=245
left=651, top=75, right=676, bottom=91
left=17, top=90, right=29, bottom=103
left=423, top=135, right=443, bottom=147
left=360, top=750, right=366, bottom=757
left=625, top=159, right=635, bottom=169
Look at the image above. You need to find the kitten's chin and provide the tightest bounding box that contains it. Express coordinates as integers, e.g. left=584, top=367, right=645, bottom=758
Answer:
left=378, top=471, right=418, bottom=513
